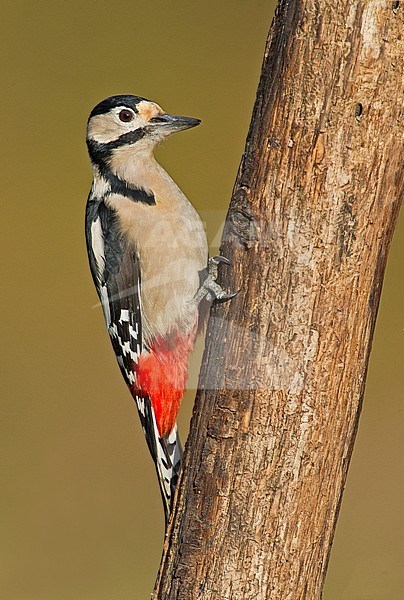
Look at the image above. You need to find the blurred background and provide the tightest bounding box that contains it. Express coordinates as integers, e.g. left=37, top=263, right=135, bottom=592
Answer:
left=1, top=1, right=402, bottom=598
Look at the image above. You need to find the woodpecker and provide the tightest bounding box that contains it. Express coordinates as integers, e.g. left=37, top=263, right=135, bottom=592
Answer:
left=85, top=94, right=234, bottom=519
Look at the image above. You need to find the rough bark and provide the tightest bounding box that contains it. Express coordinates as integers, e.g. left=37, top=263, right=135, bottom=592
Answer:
left=153, top=1, right=403, bottom=598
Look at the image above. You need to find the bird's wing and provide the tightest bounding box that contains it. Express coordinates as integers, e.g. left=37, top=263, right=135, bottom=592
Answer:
left=85, top=197, right=182, bottom=518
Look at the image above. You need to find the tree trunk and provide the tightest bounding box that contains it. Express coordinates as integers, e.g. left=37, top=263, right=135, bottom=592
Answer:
left=153, top=1, right=402, bottom=598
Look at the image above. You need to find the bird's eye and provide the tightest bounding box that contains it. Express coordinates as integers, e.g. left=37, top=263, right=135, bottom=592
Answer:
left=118, top=109, right=134, bottom=123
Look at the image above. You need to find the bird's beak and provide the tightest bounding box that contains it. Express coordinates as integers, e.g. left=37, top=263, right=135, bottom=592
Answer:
left=149, top=113, right=201, bottom=132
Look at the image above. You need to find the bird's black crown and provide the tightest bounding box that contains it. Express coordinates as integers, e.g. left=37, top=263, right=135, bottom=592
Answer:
left=89, top=95, right=147, bottom=120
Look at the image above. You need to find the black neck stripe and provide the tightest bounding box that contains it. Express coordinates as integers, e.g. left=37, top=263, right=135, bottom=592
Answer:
left=107, top=172, right=155, bottom=205
left=87, top=135, right=155, bottom=205
left=106, top=127, right=148, bottom=150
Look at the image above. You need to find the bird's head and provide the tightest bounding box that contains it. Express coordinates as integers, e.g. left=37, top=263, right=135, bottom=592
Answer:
left=86, top=94, right=200, bottom=170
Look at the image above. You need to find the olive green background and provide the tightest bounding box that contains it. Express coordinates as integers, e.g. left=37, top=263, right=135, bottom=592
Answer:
left=1, top=1, right=402, bottom=599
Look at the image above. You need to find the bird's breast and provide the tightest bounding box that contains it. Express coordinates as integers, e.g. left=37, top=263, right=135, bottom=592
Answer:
left=105, top=190, right=208, bottom=344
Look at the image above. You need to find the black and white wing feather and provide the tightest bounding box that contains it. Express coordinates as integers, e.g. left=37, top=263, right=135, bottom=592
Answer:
left=85, top=196, right=182, bottom=518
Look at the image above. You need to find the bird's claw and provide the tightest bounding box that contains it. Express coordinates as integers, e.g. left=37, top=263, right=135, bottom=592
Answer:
left=194, top=255, right=239, bottom=304
left=215, top=289, right=240, bottom=303
left=210, top=255, right=231, bottom=266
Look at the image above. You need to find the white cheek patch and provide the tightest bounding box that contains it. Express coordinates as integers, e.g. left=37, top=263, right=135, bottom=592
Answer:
left=87, top=113, right=122, bottom=143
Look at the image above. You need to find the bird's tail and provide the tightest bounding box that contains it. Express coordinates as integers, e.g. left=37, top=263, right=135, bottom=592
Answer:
left=153, top=417, right=183, bottom=521
left=131, top=389, right=183, bottom=521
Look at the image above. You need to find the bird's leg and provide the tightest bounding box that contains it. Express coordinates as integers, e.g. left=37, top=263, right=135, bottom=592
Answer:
left=194, top=256, right=239, bottom=304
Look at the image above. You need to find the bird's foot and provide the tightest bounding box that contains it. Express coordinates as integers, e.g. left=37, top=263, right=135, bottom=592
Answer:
left=194, top=256, right=239, bottom=304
